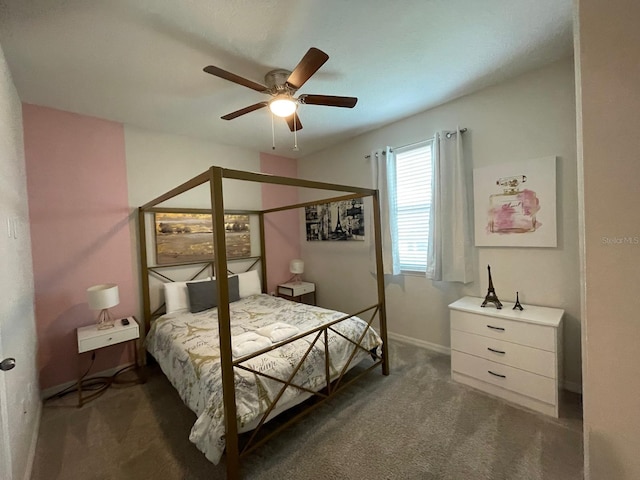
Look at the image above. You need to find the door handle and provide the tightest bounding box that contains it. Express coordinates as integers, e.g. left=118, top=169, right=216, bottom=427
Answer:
left=0, top=358, right=16, bottom=371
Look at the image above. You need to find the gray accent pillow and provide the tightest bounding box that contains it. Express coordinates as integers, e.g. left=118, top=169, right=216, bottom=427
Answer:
left=187, top=275, right=240, bottom=313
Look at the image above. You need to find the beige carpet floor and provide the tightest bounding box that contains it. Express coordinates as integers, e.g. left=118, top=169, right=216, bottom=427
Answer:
left=32, top=340, right=583, bottom=479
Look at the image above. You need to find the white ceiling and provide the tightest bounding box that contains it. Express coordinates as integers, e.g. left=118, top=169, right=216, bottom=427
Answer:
left=0, top=0, right=573, bottom=158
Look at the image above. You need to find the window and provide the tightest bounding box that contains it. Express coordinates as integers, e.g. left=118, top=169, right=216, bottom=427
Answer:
left=393, top=141, right=433, bottom=272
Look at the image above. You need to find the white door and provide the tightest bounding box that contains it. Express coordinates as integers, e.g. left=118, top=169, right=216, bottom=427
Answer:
left=1, top=44, right=40, bottom=480
left=0, top=218, right=40, bottom=480
left=0, top=325, right=14, bottom=480
left=0, top=216, right=40, bottom=480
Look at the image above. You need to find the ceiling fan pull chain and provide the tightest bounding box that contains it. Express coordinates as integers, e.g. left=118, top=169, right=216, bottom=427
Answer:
left=271, top=112, right=276, bottom=150
left=293, top=115, right=299, bottom=151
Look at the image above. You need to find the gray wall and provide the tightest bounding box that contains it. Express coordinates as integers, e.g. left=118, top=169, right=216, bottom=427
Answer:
left=576, top=0, right=640, bottom=477
left=298, top=59, right=581, bottom=391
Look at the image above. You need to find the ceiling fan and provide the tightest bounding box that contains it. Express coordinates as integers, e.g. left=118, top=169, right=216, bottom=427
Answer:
left=203, top=47, right=358, bottom=132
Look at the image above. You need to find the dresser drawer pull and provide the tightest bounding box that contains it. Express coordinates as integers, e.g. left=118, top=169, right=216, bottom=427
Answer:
left=488, top=370, right=506, bottom=378
left=486, top=325, right=505, bottom=331
left=487, top=347, right=505, bottom=354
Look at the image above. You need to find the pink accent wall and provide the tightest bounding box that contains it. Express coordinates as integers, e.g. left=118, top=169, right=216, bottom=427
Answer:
left=260, top=153, right=300, bottom=294
left=23, top=104, right=136, bottom=390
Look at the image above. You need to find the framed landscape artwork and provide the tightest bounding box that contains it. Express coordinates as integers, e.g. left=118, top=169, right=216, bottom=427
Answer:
left=305, top=199, right=365, bottom=241
left=473, top=156, right=557, bottom=247
left=154, top=212, right=251, bottom=265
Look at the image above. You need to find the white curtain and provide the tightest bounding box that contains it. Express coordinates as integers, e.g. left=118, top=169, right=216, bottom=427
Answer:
left=370, top=147, right=400, bottom=275
left=426, top=129, right=473, bottom=283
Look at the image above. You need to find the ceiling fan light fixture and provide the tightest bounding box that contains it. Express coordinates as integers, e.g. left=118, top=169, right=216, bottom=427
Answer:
left=269, top=95, right=297, bottom=117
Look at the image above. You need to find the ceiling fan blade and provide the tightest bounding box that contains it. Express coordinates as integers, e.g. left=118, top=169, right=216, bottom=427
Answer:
left=298, top=94, right=358, bottom=108
left=284, top=113, right=303, bottom=132
left=221, top=102, right=268, bottom=120
left=203, top=65, right=268, bottom=93
left=285, top=48, right=329, bottom=90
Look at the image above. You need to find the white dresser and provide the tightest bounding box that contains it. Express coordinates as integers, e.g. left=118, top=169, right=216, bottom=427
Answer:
left=449, top=296, right=563, bottom=417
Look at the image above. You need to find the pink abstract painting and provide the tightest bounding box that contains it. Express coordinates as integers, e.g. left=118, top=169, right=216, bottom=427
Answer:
left=474, top=157, right=556, bottom=247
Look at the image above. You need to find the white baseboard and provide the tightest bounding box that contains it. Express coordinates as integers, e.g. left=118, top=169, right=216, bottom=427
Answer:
left=388, top=331, right=583, bottom=395
left=563, top=380, right=582, bottom=394
left=387, top=331, right=451, bottom=355
left=23, top=400, right=41, bottom=480
left=41, top=363, right=136, bottom=400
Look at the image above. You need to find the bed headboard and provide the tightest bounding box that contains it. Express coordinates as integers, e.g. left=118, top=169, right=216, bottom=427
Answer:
left=137, top=206, right=266, bottom=334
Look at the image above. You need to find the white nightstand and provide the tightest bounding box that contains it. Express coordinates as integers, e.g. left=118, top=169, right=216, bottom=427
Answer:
left=76, top=316, right=142, bottom=407
left=277, top=281, right=316, bottom=305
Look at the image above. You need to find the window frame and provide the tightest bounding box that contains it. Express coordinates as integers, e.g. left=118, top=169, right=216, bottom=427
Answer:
left=391, top=139, right=434, bottom=275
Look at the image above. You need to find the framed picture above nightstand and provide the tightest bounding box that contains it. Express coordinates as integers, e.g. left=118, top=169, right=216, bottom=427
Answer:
left=277, top=281, right=316, bottom=305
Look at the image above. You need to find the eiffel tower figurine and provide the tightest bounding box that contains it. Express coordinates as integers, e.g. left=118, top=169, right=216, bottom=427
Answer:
left=513, top=291, right=524, bottom=311
left=481, top=265, right=503, bottom=309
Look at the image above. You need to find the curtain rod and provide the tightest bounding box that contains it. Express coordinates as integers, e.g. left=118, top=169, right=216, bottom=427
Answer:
left=446, top=127, right=467, bottom=138
left=364, top=128, right=467, bottom=158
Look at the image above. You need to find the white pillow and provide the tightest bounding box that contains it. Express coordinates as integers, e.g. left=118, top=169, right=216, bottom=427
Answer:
left=237, top=270, right=262, bottom=298
left=164, top=277, right=211, bottom=314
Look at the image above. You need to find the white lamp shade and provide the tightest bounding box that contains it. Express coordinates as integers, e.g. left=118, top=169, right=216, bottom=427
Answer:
left=87, top=284, right=120, bottom=310
left=289, top=259, right=304, bottom=275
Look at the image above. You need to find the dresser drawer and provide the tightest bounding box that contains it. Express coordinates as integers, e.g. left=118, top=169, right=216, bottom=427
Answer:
left=451, top=310, right=556, bottom=351
left=451, top=329, right=557, bottom=378
left=452, top=351, right=557, bottom=405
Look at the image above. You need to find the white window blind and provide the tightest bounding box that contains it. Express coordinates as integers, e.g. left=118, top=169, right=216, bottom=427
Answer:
left=394, top=142, right=433, bottom=272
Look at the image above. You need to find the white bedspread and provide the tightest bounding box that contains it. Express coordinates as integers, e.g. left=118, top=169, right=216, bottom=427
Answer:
left=145, top=293, right=382, bottom=464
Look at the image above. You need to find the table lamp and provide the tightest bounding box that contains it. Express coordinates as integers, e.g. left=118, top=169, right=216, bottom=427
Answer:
left=87, top=284, right=119, bottom=330
left=289, top=259, right=304, bottom=284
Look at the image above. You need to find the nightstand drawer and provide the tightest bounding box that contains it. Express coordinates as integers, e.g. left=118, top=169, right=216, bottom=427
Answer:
left=451, top=310, right=556, bottom=351
left=451, top=329, right=557, bottom=378
left=77, top=320, right=139, bottom=353
left=278, top=282, right=315, bottom=297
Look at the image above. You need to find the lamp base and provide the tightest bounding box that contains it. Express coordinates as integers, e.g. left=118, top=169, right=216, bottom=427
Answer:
left=96, top=309, right=115, bottom=330
left=288, top=273, right=303, bottom=285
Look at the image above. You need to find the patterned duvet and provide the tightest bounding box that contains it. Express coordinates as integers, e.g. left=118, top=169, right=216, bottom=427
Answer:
left=145, top=293, right=383, bottom=464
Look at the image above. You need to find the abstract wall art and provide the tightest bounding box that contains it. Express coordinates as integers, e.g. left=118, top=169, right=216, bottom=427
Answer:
left=473, top=156, right=557, bottom=247
left=154, top=212, right=251, bottom=264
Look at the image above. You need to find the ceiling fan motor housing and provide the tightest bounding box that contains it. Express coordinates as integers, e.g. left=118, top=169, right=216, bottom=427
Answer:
left=265, top=69, right=293, bottom=93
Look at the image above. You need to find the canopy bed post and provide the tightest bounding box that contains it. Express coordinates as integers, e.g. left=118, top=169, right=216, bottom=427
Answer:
left=371, top=190, right=390, bottom=375
left=137, top=207, right=150, bottom=363
left=258, top=212, right=267, bottom=293
left=209, top=167, right=241, bottom=479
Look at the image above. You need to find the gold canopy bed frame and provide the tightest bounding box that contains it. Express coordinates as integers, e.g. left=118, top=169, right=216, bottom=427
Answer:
left=137, top=166, right=389, bottom=479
